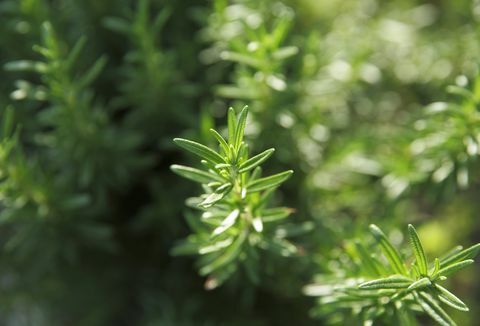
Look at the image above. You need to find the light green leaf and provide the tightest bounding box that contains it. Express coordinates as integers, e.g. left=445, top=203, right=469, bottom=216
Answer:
left=431, top=257, right=440, bottom=276
left=369, top=224, right=408, bottom=276
left=238, top=148, right=275, bottom=173
left=234, top=106, right=248, bottom=151
left=199, top=183, right=232, bottom=208
left=354, top=241, right=384, bottom=277
left=440, top=243, right=480, bottom=267
left=446, top=85, right=473, bottom=100
left=174, top=138, right=225, bottom=165
left=199, top=230, right=247, bottom=275
left=359, top=275, right=411, bottom=290
left=220, top=51, right=263, bottom=69
left=252, top=217, right=263, bottom=232
left=407, top=277, right=431, bottom=291
left=170, top=164, right=224, bottom=184
left=209, top=128, right=229, bottom=155
left=199, top=238, right=234, bottom=255
left=435, top=284, right=469, bottom=311
left=248, top=170, right=293, bottom=193
left=216, top=85, right=261, bottom=100
left=415, top=292, right=456, bottom=326
left=212, top=209, right=240, bottom=236
left=227, top=107, right=236, bottom=146
left=272, top=46, right=299, bottom=60
left=408, top=224, right=428, bottom=276
left=215, top=163, right=231, bottom=169
left=435, top=259, right=474, bottom=278
left=4, top=60, right=47, bottom=73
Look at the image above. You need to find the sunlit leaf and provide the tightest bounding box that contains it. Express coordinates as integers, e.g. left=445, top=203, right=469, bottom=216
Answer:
left=408, top=224, right=428, bottom=276
left=248, top=170, right=293, bottom=193
left=359, top=275, right=411, bottom=290
left=174, top=138, right=225, bottom=165
left=369, top=224, right=408, bottom=275
left=435, top=284, right=469, bottom=312
left=238, top=148, right=275, bottom=173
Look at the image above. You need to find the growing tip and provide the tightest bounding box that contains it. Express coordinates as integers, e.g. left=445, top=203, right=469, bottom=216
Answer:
left=369, top=224, right=383, bottom=237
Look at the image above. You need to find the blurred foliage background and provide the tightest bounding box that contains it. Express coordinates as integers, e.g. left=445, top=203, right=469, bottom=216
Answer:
left=0, top=0, right=479, bottom=325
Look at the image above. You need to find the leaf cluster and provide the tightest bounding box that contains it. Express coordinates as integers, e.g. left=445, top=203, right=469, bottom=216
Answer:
left=305, top=224, right=480, bottom=325
left=171, top=106, right=298, bottom=288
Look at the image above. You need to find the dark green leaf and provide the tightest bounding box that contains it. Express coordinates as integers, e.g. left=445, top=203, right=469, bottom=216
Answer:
left=260, top=238, right=297, bottom=256
left=199, top=230, right=247, bottom=275
left=77, top=55, right=108, bottom=88
left=2, top=106, right=15, bottom=138
left=66, top=36, right=87, bottom=68
left=171, top=238, right=201, bottom=256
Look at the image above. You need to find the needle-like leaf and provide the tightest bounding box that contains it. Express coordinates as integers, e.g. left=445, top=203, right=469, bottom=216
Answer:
left=200, top=230, right=247, bottom=275
left=234, top=106, right=248, bottom=151
left=435, top=259, right=474, bottom=278
left=227, top=107, right=236, bottom=145
left=213, top=209, right=240, bottom=236
left=248, top=170, right=293, bottom=193
left=174, top=138, right=225, bottom=165
left=238, top=148, right=275, bottom=173
left=210, top=128, right=229, bottom=155
left=440, top=243, right=480, bottom=267
left=435, top=284, right=469, bottom=312
left=359, top=275, right=412, bottom=289
left=408, top=224, right=428, bottom=276
left=171, top=165, right=224, bottom=183
left=199, top=183, right=232, bottom=208
left=369, top=224, right=408, bottom=276
left=415, top=292, right=456, bottom=326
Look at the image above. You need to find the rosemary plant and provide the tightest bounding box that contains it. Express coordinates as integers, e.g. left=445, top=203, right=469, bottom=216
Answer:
left=171, top=106, right=296, bottom=288
left=305, top=224, right=480, bottom=326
